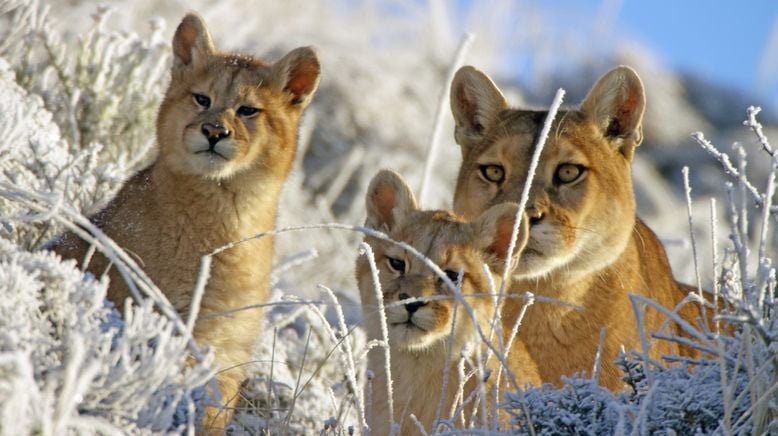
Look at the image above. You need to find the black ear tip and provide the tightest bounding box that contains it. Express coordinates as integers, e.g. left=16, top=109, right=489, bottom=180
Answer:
left=178, top=12, right=207, bottom=30
left=288, top=46, right=320, bottom=64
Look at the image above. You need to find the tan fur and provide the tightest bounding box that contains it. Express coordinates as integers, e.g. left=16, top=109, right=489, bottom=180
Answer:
left=356, top=170, right=539, bottom=435
left=52, top=13, right=320, bottom=432
left=449, top=65, right=709, bottom=391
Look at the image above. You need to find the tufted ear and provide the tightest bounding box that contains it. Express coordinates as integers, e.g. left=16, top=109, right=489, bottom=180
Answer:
left=270, top=47, right=321, bottom=108
left=580, top=66, right=646, bottom=160
left=365, top=170, right=418, bottom=232
left=450, top=66, right=508, bottom=149
left=172, top=13, right=215, bottom=69
left=473, top=203, right=528, bottom=273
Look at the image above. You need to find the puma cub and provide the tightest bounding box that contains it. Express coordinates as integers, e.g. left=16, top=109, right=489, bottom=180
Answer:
left=449, top=65, right=704, bottom=390
left=356, top=170, right=540, bottom=434
left=53, top=13, right=320, bottom=431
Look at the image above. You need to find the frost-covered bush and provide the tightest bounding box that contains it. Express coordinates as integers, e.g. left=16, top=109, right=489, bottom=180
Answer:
left=508, top=353, right=755, bottom=434
left=0, top=0, right=168, bottom=166
left=0, top=58, right=125, bottom=249
left=0, top=237, right=213, bottom=434
left=232, top=288, right=366, bottom=434
left=508, top=377, right=626, bottom=434
left=0, top=4, right=215, bottom=432
left=0, top=0, right=168, bottom=248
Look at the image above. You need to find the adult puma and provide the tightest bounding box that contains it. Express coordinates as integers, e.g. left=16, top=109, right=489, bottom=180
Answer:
left=53, top=13, right=320, bottom=431
left=449, top=65, right=705, bottom=390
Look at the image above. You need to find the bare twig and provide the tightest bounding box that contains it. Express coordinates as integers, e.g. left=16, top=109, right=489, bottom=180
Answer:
left=418, top=32, right=475, bottom=206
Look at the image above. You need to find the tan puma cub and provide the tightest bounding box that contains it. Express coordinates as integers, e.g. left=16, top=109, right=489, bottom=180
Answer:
left=449, top=65, right=705, bottom=390
left=356, top=170, right=540, bottom=435
left=53, top=13, right=320, bottom=431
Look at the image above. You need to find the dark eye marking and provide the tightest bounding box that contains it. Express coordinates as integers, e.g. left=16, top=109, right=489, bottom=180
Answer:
left=441, top=269, right=462, bottom=285
left=387, top=256, right=406, bottom=273
left=237, top=106, right=261, bottom=117
left=554, top=163, right=586, bottom=184
left=193, top=93, right=211, bottom=109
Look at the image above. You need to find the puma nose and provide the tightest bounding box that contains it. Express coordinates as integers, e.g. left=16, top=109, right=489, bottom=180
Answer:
left=527, top=207, right=544, bottom=226
left=399, top=292, right=426, bottom=315
left=201, top=123, right=231, bottom=147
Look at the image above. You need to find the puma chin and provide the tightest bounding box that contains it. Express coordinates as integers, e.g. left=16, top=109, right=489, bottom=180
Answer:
left=385, top=297, right=452, bottom=351
left=516, top=214, right=624, bottom=280
left=180, top=127, right=249, bottom=179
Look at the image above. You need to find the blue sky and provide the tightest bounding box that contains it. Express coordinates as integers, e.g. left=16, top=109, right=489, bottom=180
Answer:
left=545, top=0, right=778, bottom=106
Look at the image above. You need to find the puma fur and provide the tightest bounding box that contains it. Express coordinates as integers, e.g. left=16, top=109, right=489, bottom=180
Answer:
left=356, top=170, right=539, bottom=434
left=53, top=13, right=320, bottom=431
left=449, top=65, right=707, bottom=390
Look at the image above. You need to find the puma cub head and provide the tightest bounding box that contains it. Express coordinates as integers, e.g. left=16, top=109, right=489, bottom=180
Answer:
left=450, top=66, right=645, bottom=280
left=158, top=13, right=320, bottom=180
left=358, top=170, right=528, bottom=352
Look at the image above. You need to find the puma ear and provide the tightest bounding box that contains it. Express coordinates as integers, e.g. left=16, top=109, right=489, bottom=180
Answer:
left=365, top=170, right=418, bottom=232
left=473, top=203, right=528, bottom=273
left=270, top=46, right=321, bottom=107
left=172, top=13, right=215, bottom=69
left=580, top=66, right=646, bottom=159
left=450, top=66, right=508, bottom=149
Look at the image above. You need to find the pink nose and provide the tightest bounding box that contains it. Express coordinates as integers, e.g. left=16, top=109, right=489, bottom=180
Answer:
left=201, top=123, right=230, bottom=146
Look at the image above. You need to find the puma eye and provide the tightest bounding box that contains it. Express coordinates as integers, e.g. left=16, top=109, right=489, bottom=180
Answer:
left=554, top=164, right=586, bottom=184
left=237, top=106, right=260, bottom=117
left=479, top=164, right=505, bottom=184
left=442, top=269, right=461, bottom=284
left=386, top=257, right=406, bottom=273
left=193, top=93, right=211, bottom=109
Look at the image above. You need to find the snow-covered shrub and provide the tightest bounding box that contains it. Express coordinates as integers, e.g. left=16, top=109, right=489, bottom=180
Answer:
left=232, top=288, right=366, bottom=434
left=0, top=58, right=125, bottom=249
left=0, top=0, right=168, bottom=248
left=0, top=4, right=215, bottom=432
left=0, top=0, right=168, bottom=166
left=508, top=376, right=626, bottom=434
left=0, top=236, right=213, bottom=434
left=508, top=352, right=755, bottom=434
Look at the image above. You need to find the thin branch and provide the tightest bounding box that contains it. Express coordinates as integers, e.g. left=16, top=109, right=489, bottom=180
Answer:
left=418, top=33, right=475, bottom=206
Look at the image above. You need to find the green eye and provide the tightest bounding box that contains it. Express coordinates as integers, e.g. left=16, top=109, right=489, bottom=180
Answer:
left=387, top=257, right=405, bottom=273
left=555, top=164, right=585, bottom=184
left=479, top=164, right=505, bottom=184
left=237, top=106, right=260, bottom=117
left=193, top=93, right=211, bottom=109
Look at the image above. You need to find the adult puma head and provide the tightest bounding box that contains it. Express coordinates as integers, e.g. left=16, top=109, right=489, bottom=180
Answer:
left=449, top=65, right=705, bottom=390
left=451, top=65, right=644, bottom=284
